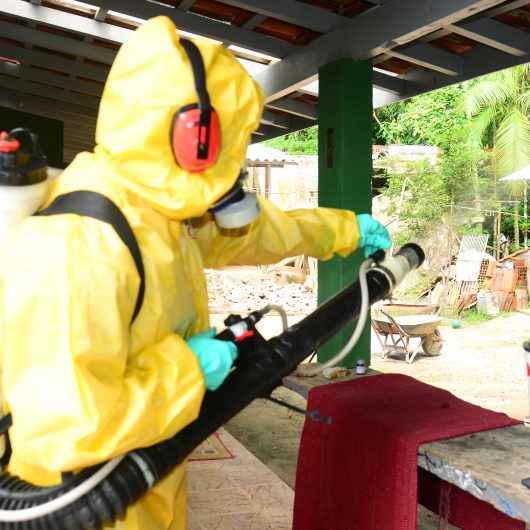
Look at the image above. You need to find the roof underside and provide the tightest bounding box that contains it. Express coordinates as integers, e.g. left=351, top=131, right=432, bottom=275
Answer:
left=0, top=0, right=529, bottom=164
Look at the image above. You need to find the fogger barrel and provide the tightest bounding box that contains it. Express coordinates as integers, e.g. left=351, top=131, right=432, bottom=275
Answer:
left=0, top=244, right=424, bottom=530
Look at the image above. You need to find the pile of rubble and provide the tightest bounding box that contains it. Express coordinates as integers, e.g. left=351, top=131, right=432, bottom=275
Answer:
left=206, top=269, right=317, bottom=315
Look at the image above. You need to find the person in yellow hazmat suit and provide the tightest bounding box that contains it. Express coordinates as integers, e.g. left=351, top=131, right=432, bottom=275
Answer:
left=1, top=16, right=391, bottom=530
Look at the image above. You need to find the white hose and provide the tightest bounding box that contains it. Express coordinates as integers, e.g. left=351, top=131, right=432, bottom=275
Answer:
left=0, top=455, right=125, bottom=522
left=297, top=258, right=373, bottom=377
left=263, top=304, right=288, bottom=331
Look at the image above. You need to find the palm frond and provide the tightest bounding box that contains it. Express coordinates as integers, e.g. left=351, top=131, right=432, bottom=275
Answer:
left=468, top=105, right=497, bottom=146
left=501, top=65, right=521, bottom=97
left=518, top=89, right=530, bottom=115
left=464, top=79, right=511, bottom=117
left=513, top=63, right=530, bottom=83
left=495, top=108, right=530, bottom=176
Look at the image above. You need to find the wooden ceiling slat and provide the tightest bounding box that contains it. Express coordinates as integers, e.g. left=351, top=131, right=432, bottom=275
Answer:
left=2, top=0, right=529, bottom=144
left=0, top=36, right=25, bottom=48
left=83, top=58, right=111, bottom=69
left=430, top=33, right=477, bottom=55
left=76, top=75, right=105, bottom=85
left=34, top=23, right=85, bottom=41
left=495, top=5, right=530, bottom=29
left=375, top=56, right=416, bottom=75
left=29, top=64, right=69, bottom=77
left=105, top=13, right=140, bottom=30
left=301, top=0, right=373, bottom=17
left=91, top=38, right=121, bottom=51
left=41, top=0, right=95, bottom=18
left=191, top=0, right=254, bottom=26
left=293, top=93, right=318, bottom=105
left=32, top=45, right=77, bottom=61
left=0, top=13, right=25, bottom=25
left=254, top=19, right=320, bottom=46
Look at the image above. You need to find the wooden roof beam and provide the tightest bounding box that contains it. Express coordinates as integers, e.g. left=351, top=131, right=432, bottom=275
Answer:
left=254, top=0, right=508, bottom=102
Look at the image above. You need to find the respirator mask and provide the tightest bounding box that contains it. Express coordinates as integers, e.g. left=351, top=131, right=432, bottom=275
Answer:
left=170, top=38, right=260, bottom=230
left=210, top=170, right=259, bottom=229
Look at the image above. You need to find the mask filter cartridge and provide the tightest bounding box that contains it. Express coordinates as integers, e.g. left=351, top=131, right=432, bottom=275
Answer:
left=210, top=171, right=260, bottom=229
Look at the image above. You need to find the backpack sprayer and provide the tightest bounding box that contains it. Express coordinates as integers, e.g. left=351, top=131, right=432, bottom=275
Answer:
left=0, top=128, right=49, bottom=247
left=0, top=242, right=424, bottom=529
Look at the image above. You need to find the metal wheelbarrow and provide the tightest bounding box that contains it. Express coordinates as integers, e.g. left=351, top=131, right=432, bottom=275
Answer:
left=372, top=303, right=443, bottom=364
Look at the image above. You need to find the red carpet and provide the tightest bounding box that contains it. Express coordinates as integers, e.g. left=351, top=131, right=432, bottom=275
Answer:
left=293, top=374, right=523, bottom=530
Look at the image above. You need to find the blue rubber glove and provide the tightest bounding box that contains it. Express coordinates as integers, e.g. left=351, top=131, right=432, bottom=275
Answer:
left=187, top=329, right=238, bottom=391
left=357, top=214, right=392, bottom=258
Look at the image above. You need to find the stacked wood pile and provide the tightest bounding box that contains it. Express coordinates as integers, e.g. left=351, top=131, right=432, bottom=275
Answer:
left=488, top=258, right=528, bottom=311
left=421, top=250, right=530, bottom=315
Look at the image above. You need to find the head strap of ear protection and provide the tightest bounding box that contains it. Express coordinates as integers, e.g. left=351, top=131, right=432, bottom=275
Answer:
left=171, top=38, right=221, bottom=170
left=180, top=38, right=211, bottom=111
left=179, top=38, right=215, bottom=162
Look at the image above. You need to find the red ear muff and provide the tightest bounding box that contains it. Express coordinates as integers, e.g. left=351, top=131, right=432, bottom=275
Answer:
left=171, top=103, right=221, bottom=173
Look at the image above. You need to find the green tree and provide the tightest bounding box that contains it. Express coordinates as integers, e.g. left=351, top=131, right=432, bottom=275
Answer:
left=385, top=160, right=450, bottom=245
left=373, top=84, right=468, bottom=149
left=265, top=126, right=317, bottom=154
left=465, top=64, right=530, bottom=249
left=264, top=84, right=468, bottom=154
left=383, top=129, right=494, bottom=245
left=465, top=64, right=530, bottom=176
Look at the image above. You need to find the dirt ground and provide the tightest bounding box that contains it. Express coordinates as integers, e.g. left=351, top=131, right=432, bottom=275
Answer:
left=372, top=312, right=530, bottom=421
left=218, top=311, right=530, bottom=528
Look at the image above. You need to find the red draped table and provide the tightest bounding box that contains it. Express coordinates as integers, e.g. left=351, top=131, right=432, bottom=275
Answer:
left=283, top=370, right=530, bottom=528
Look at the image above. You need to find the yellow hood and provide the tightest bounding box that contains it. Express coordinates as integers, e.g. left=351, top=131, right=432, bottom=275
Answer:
left=94, top=16, right=264, bottom=220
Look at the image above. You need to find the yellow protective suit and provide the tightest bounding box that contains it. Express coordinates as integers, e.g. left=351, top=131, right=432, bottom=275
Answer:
left=0, top=16, right=361, bottom=530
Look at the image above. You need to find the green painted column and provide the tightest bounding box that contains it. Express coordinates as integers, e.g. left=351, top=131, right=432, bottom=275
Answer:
left=317, top=58, right=373, bottom=367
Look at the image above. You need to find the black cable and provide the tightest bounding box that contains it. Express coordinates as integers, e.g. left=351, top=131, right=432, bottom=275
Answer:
left=265, top=396, right=306, bottom=416
left=265, top=397, right=332, bottom=425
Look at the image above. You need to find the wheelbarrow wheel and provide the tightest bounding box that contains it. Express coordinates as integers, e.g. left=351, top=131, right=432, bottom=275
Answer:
left=422, top=329, right=443, bottom=356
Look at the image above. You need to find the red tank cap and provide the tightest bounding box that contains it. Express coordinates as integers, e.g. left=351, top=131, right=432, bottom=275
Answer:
left=0, top=132, right=20, bottom=153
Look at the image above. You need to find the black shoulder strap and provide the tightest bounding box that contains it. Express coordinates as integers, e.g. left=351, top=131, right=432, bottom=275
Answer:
left=37, top=190, right=145, bottom=324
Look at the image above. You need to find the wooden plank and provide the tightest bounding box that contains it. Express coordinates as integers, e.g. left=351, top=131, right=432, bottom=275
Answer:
left=418, top=426, right=530, bottom=524
left=282, top=369, right=378, bottom=399
left=283, top=370, right=530, bottom=525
